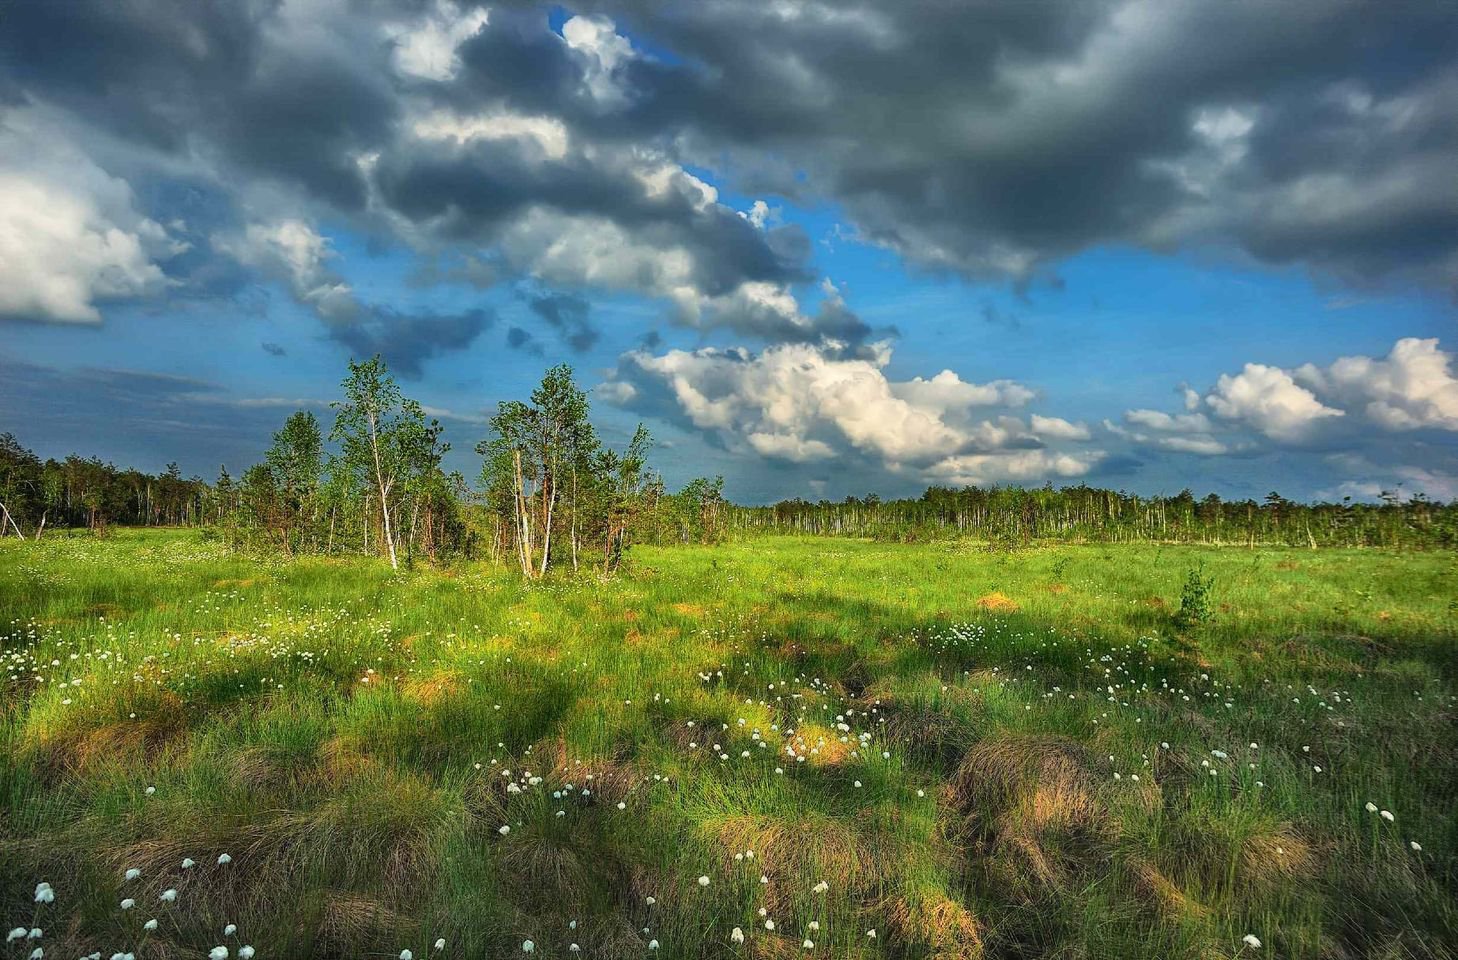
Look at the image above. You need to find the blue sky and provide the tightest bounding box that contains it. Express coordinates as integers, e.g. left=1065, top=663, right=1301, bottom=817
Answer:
left=2, top=0, right=1455, bottom=503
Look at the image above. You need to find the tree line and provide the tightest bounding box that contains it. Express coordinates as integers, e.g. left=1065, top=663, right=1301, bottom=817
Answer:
left=726, top=484, right=1458, bottom=548
left=0, top=358, right=729, bottom=572
left=4, top=359, right=1456, bottom=560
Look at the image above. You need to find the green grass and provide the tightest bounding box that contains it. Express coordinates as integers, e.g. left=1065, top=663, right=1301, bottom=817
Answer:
left=2, top=529, right=1456, bottom=959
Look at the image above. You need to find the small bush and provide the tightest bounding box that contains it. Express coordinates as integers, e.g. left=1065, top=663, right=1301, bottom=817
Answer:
left=1173, top=564, right=1215, bottom=628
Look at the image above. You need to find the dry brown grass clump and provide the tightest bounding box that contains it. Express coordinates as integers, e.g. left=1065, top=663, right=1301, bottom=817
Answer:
left=711, top=812, right=875, bottom=911
left=884, top=886, right=985, bottom=959
left=952, top=734, right=1127, bottom=898
left=783, top=723, right=856, bottom=766
left=314, top=891, right=406, bottom=955
left=402, top=669, right=465, bottom=706
left=975, top=592, right=1021, bottom=613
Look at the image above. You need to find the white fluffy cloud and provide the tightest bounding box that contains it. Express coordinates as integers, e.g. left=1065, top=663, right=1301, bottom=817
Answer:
left=607, top=342, right=1099, bottom=483
left=1205, top=363, right=1344, bottom=441
left=213, top=219, right=356, bottom=320
left=1296, top=337, right=1458, bottom=431
left=388, top=1, right=488, bottom=82
left=1114, top=337, right=1458, bottom=463
left=0, top=112, right=180, bottom=323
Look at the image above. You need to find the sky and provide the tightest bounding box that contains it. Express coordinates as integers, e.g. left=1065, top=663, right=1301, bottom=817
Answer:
left=1, top=0, right=1456, bottom=504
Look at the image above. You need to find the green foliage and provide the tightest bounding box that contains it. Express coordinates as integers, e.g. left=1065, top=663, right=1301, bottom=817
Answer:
left=1173, top=563, right=1216, bottom=628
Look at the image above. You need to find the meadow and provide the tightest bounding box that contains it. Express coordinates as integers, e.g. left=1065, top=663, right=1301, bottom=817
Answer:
left=2, top=531, right=1455, bottom=960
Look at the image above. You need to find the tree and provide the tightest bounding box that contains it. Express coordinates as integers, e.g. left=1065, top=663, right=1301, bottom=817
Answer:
left=332, top=356, right=444, bottom=570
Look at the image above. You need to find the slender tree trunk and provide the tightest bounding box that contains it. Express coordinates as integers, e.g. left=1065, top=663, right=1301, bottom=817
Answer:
left=366, top=407, right=398, bottom=569
left=570, top=464, right=579, bottom=573
left=539, top=467, right=556, bottom=578
left=0, top=500, right=24, bottom=539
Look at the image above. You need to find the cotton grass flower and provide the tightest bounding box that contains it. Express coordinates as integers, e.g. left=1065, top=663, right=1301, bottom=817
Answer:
left=521, top=940, right=534, bottom=953
left=648, top=940, right=659, bottom=951
left=238, top=949, right=255, bottom=960
left=224, top=923, right=237, bottom=936
left=209, top=948, right=229, bottom=960
left=160, top=889, right=178, bottom=902
left=33, top=882, right=53, bottom=904
left=7, top=929, right=26, bottom=944
left=731, top=927, right=745, bottom=944
left=181, top=858, right=196, bottom=869
left=1381, top=810, right=1394, bottom=822
left=120, top=898, right=136, bottom=910
left=697, top=875, right=710, bottom=886
left=217, top=854, right=232, bottom=865
left=1242, top=934, right=1262, bottom=948
left=124, top=869, right=141, bottom=881
left=399, top=951, right=413, bottom=960
left=143, top=920, right=158, bottom=932
left=435, top=938, right=446, bottom=950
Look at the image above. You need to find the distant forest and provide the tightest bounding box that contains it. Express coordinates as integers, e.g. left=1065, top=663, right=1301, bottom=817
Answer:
left=3, top=360, right=1456, bottom=559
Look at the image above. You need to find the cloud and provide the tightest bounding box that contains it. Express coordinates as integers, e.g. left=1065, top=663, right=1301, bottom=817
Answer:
left=528, top=292, right=599, bottom=352
left=1115, top=337, right=1458, bottom=466
left=0, top=111, right=182, bottom=323
left=1205, top=364, right=1344, bottom=441
left=328, top=305, right=494, bottom=378
left=603, top=341, right=1094, bottom=483
left=1030, top=415, right=1092, bottom=441
left=261, top=341, right=286, bottom=357
left=215, top=218, right=493, bottom=376
left=1295, top=337, right=1458, bottom=431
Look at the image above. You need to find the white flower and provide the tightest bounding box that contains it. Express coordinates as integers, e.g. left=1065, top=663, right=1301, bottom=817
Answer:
left=731, top=927, right=745, bottom=944
left=1410, top=840, right=1423, bottom=851
left=648, top=941, right=659, bottom=951
left=143, top=920, right=158, bottom=932
left=400, top=951, right=413, bottom=960
left=181, top=859, right=196, bottom=869
left=645, top=897, right=656, bottom=906
left=1365, top=802, right=1378, bottom=813
left=125, top=869, right=141, bottom=881
left=866, top=929, right=876, bottom=938
left=812, top=881, right=829, bottom=893
left=1242, top=934, right=1262, bottom=949
left=569, top=945, right=580, bottom=953
left=145, top=786, right=156, bottom=796
left=217, top=854, right=232, bottom=865
left=808, top=921, right=819, bottom=932
left=26, top=929, right=40, bottom=939
left=34, top=883, right=54, bottom=904
left=434, top=938, right=446, bottom=950
left=764, top=920, right=775, bottom=931
left=29, top=948, right=43, bottom=960
left=498, top=825, right=511, bottom=836
left=697, top=875, right=710, bottom=887
left=1380, top=810, right=1394, bottom=822
left=160, top=889, right=178, bottom=902
left=522, top=941, right=534, bottom=954
left=120, top=898, right=136, bottom=910
left=238, top=949, right=255, bottom=960
left=210, top=949, right=229, bottom=960
left=802, top=939, right=814, bottom=949
left=8, top=929, right=27, bottom=943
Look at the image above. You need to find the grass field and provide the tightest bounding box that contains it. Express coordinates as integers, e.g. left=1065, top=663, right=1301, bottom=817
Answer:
left=3, top=531, right=1456, bottom=959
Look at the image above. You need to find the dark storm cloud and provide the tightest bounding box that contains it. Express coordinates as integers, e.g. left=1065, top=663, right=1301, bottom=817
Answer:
left=528, top=292, right=599, bottom=352
left=570, top=0, right=1458, bottom=291
left=327, top=306, right=496, bottom=379
left=3, top=0, right=1456, bottom=346
left=505, top=325, right=544, bottom=356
